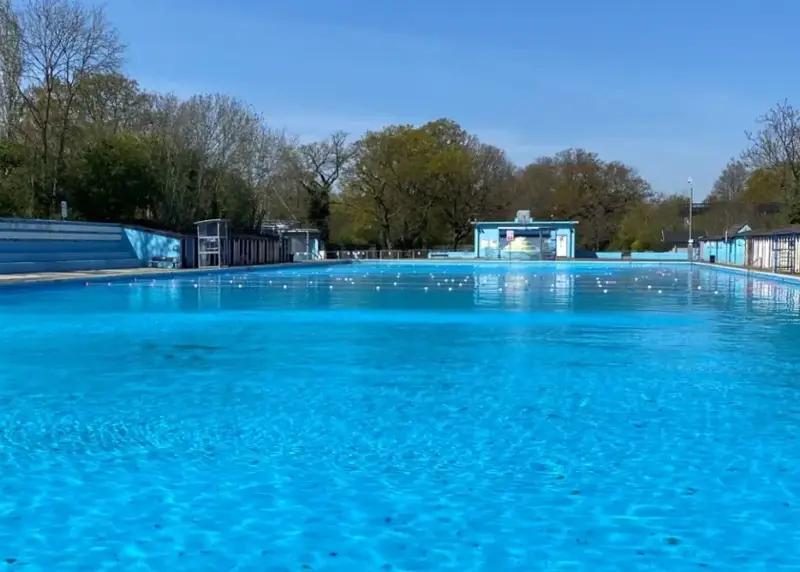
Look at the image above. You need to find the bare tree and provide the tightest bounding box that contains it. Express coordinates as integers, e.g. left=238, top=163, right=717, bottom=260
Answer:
left=743, top=100, right=800, bottom=198
left=139, top=92, right=297, bottom=232
left=234, top=122, right=294, bottom=231
left=11, top=0, right=124, bottom=208
left=0, top=0, right=22, bottom=139
left=709, top=159, right=749, bottom=202
left=291, top=131, right=352, bottom=241
left=296, top=132, right=351, bottom=189
left=703, top=158, right=749, bottom=230
left=141, top=93, right=197, bottom=229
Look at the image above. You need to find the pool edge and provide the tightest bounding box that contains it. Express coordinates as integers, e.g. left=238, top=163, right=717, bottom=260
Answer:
left=694, top=261, right=800, bottom=285
left=0, top=260, right=353, bottom=291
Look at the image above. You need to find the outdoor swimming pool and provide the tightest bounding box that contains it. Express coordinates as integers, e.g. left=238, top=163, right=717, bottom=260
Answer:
left=1, top=262, right=799, bottom=570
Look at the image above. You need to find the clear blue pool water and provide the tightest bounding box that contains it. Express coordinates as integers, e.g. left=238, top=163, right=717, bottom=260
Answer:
left=1, top=262, right=800, bottom=571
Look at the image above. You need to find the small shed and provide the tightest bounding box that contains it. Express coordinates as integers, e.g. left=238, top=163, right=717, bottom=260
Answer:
left=741, top=226, right=800, bottom=273
left=472, top=211, right=578, bottom=260
left=261, top=220, right=324, bottom=261
left=698, top=223, right=751, bottom=264
left=285, top=228, right=323, bottom=261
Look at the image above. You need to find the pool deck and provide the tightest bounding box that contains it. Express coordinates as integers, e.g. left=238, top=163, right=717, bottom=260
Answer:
left=695, top=261, right=800, bottom=283
left=2, top=259, right=799, bottom=287
left=0, top=260, right=349, bottom=285
left=0, top=268, right=176, bottom=284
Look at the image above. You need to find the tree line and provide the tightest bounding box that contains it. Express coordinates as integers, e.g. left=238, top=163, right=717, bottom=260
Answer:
left=0, top=0, right=797, bottom=253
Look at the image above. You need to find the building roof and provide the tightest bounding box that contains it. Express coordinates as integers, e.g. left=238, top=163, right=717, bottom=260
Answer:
left=473, top=220, right=578, bottom=227
left=725, top=223, right=749, bottom=236
left=741, top=225, right=800, bottom=237
left=699, top=223, right=750, bottom=242
left=261, top=220, right=321, bottom=235
left=194, top=218, right=228, bottom=224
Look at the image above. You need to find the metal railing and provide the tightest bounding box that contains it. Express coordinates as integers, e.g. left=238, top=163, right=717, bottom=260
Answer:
left=327, top=250, right=567, bottom=262
left=328, top=249, right=435, bottom=260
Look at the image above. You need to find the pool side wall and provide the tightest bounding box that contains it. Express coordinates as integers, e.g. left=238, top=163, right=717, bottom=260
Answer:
left=0, top=218, right=187, bottom=274
left=590, top=251, right=689, bottom=261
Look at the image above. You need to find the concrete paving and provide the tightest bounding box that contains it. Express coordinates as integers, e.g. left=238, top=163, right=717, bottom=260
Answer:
left=0, top=260, right=349, bottom=285
left=0, top=267, right=181, bottom=284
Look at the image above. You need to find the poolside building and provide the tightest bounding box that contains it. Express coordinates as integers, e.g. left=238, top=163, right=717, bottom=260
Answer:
left=473, top=211, right=578, bottom=260
left=741, top=225, right=800, bottom=274
left=697, top=224, right=800, bottom=274
left=698, top=223, right=751, bottom=265
left=261, top=221, right=324, bottom=261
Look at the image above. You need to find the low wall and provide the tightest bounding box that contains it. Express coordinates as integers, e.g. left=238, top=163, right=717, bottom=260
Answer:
left=418, top=250, right=690, bottom=261
left=588, top=251, right=689, bottom=261
left=696, top=262, right=800, bottom=286
left=0, top=217, right=123, bottom=241
left=0, top=218, right=142, bottom=274
left=427, top=251, right=478, bottom=259
left=0, top=218, right=297, bottom=274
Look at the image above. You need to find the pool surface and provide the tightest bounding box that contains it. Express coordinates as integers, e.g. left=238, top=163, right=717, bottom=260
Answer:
left=1, top=262, right=800, bottom=570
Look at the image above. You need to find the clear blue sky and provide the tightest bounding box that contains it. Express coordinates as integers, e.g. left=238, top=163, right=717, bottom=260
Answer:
left=92, top=0, right=797, bottom=199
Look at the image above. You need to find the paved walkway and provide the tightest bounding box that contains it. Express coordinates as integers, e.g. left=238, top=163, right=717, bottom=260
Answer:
left=0, top=267, right=190, bottom=284
left=0, top=260, right=348, bottom=285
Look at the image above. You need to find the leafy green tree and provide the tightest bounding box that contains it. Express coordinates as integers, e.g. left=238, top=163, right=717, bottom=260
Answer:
left=513, top=149, right=651, bottom=251
left=64, top=132, right=153, bottom=222
left=343, top=124, right=440, bottom=248
left=424, top=119, right=515, bottom=248
left=613, top=195, right=684, bottom=251
left=0, top=138, right=33, bottom=215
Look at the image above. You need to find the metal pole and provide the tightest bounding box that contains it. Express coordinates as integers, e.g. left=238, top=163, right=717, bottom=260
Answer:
left=688, top=177, right=694, bottom=260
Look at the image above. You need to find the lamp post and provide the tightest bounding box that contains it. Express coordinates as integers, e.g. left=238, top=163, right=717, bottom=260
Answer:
left=687, top=176, right=694, bottom=260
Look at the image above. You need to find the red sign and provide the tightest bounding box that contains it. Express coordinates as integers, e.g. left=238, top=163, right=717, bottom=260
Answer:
left=506, top=230, right=514, bottom=241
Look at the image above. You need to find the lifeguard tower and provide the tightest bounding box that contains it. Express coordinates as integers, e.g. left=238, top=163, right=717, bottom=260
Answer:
left=195, top=218, right=230, bottom=268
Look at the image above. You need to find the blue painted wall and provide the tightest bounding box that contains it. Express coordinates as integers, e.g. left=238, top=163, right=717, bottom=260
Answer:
left=593, top=251, right=689, bottom=261
left=473, top=222, right=577, bottom=259
left=0, top=218, right=143, bottom=274
left=700, top=236, right=747, bottom=265
left=123, top=227, right=182, bottom=264
left=0, top=218, right=189, bottom=274
left=699, top=224, right=751, bottom=265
